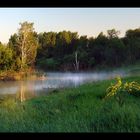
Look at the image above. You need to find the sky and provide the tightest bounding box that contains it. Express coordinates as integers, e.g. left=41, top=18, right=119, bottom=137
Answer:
left=0, top=8, right=140, bottom=43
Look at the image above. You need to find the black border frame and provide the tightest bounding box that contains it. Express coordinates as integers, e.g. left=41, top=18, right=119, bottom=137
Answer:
left=0, top=0, right=140, bottom=138
left=0, top=0, right=140, bottom=7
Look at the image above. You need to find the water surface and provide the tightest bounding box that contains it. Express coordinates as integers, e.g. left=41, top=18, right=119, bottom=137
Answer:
left=0, top=70, right=131, bottom=100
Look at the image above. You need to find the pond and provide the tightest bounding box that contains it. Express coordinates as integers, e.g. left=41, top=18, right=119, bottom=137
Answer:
left=0, top=70, right=132, bottom=101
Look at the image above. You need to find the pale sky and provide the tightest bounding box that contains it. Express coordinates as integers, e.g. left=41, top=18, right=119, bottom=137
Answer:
left=0, top=8, right=140, bottom=43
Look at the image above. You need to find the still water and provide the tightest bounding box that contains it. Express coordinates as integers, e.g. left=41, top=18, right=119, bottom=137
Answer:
left=0, top=70, right=130, bottom=101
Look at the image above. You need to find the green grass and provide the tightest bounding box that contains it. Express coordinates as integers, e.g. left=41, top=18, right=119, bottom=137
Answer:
left=0, top=76, right=140, bottom=132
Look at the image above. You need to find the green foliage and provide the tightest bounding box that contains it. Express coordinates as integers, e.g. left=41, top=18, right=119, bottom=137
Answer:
left=125, top=28, right=140, bottom=38
left=107, top=29, right=120, bottom=39
left=18, top=22, right=39, bottom=69
left=105, top=76, right=122, bottom=98
left=0, top=23, right=140, bottom=71
left=45, top=58, right=59, bottom=70
left=124, top=81, right=140, bottom=96
left=0, top=44, right=13, bottom=70
left=105, top=76, right=140, bottom=105
left=38, top=58, right=59, bottom=70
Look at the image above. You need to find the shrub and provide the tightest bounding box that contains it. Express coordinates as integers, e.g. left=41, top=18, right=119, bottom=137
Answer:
left=104, top=76, right=140, bottom=105
left=124, top=81, right=140, bottom=97
left=105, top=76, right=140, bottom=98
left=105, top=76, right=122, bottom=98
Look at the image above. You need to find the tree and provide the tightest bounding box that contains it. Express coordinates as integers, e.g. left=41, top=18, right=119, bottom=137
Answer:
left=8, top=33, right=21, bottom=70
left=18, top=21, right=39, bottom=70
left=123, top=28, right=140, bottom=63
left=107, top=29, right=120, bottom=39
left=89, top=32, right=108, bottom=65
left=73, top=51, right=79, bottom=71
left=37, top=32, right=56, bottom=59
left=125, top=28, right=140, bottom=38
left=0, top=44, right=13, bottom=70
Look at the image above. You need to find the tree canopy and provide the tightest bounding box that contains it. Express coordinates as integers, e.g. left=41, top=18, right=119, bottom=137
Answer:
left=1, top=22, right=140, bottom=72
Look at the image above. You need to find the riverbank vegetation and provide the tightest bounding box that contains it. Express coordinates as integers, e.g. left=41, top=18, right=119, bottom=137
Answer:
left=0, top=68, right=45, bottom=81
left=1, top=21, right=140, bottom=76
left=0, top=76, right=140, bottom=132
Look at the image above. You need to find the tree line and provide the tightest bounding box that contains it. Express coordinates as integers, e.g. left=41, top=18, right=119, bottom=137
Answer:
left=1, top=21, right=140, bottom=72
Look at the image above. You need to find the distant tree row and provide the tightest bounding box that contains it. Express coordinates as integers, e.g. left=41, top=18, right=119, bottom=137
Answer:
left=35, top=28, right=140, bottom=71
left=1, top=21, right=140, bottom=71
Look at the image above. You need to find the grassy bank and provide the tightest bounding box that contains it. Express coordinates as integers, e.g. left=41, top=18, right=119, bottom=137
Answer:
left=0, top=76, right=140, bottom=132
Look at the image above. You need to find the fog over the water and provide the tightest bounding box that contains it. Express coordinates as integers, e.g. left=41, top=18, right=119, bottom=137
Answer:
left=0, top=70, right=129, bottom=96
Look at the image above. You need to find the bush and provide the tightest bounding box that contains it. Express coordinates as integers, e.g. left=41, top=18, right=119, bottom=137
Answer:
left=104, top=76, right=140, bottom=102
left=124, top=81, right=140, bottom=97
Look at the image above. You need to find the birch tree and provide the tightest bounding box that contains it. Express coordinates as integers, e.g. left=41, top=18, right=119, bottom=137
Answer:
left=73, top=51, right=79, bottom=71
left=18, top=21, right=38, bottom=70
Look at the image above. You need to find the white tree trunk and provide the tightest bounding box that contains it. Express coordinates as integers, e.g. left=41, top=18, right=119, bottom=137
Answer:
left=73, top=51, right=79, bottom=71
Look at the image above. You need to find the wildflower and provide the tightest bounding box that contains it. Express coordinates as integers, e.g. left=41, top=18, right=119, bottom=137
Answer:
left=104, top=76, right=140, bottom=99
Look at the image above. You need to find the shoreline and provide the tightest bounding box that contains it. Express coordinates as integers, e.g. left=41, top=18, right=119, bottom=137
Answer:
left=0, top=70, right=46, bottom=81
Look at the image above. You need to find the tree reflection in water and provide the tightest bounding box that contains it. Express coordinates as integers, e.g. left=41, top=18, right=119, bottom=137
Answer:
left=20, top=81, right=25, bottom=102
left=16, top=80, right=35, bottom=102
